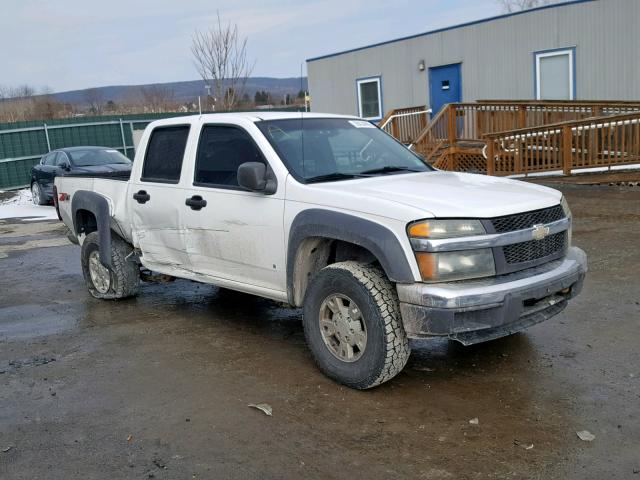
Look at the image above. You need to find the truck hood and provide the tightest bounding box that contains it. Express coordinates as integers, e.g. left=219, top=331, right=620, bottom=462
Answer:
left=304, top=171, right=562, bottom=219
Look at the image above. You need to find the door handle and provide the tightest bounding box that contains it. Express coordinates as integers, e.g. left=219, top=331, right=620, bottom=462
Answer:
left=133, top=190, right=150, bottom=204
left=185, top=195, right=207, bottom=211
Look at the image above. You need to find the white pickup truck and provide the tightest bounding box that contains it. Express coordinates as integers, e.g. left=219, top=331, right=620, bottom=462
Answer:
left=54, top=112, right=587, bottom=389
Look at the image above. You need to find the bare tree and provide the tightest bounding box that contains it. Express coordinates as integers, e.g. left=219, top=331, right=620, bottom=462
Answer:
left=138, top=85, right=177, bottom=113
left=0, top=84, right=63, bottom=122
left=497, top=0, right=558, bottom=12
left=12, top=84, right=37, bottom=99
left=85, top=88, right=105, bottom=115
left=191, top=12, right=255, bottom=111
left=32, top=87, right=62, bottom=120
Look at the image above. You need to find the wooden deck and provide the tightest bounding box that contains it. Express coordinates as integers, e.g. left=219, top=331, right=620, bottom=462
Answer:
left=381, top=101, right=640, bottom=177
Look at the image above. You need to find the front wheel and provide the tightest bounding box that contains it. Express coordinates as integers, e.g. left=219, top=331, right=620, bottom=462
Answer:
left=303, top=261, right=410, bottom=389
left=81, top=231, right=139, bottom=299
left=31, top=182, right=46, bottom=205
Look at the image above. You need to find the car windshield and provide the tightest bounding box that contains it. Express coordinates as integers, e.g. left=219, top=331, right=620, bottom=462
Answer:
left=68, top=149, right=132, bottom=167
left=256, top=118, right=432, bottom=182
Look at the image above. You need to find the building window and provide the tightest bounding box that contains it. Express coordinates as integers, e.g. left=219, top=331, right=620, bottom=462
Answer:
left=534, top=48, right=575, bottom=100
left=356, top=77, right=382, bottom=120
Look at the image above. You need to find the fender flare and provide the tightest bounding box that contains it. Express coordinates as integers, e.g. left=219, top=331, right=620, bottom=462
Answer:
left=287, top=209, right=415, bottom=304
left=71, top=190, right=112, bottom=267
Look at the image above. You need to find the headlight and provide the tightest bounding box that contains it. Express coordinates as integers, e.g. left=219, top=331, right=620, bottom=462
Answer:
left=560, top=196, right=572, bottom=246
left=407, top=219, right=486, bottom=239
left=415, top=249, right=496, bottom=282
left=408, top=219, right=495, bottom=282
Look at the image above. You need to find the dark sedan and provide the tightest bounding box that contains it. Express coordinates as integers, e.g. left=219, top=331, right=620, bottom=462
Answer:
left=30, top=147, right=132, bottom=205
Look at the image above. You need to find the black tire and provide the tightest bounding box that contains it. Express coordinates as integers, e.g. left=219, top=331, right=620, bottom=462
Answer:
left=303, top=261, right=410, bottom=389
left=81, top=231, right=139, bottom=299
left=31, top=182, right=47, bottom=205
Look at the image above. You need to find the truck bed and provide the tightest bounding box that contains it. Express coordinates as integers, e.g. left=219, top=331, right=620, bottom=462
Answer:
left=55, top=175, right=133, bottom=242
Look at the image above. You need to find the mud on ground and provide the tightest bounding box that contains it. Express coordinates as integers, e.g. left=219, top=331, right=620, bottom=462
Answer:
left=0, top=186, right=639, bottom=479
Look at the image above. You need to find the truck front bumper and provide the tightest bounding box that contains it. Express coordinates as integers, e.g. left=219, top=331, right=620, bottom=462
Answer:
left=397, top=247, right=587, bottom=345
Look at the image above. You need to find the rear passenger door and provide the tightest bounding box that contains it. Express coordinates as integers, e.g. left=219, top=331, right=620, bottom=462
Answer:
left=129, top=125, right=192, bottom=272
left=182, top=123, right=286, bottom=293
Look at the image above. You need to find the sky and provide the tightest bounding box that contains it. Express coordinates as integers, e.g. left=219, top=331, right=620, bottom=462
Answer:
left=0, top=0, right=503, bottom=93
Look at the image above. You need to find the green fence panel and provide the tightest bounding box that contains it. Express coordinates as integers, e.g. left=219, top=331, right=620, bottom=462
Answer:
left=0, top=107, right=304, bottom=189
left=0, top=157, right=40, bottom=189
left=0, top=129, right=48, bottom=159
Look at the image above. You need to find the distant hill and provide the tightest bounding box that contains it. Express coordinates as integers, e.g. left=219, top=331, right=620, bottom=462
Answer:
left=53, top=77, right=308, bottom=105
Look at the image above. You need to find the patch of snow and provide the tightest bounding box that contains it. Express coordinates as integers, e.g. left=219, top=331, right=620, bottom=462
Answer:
left=0, top=189, right=59, bottom=222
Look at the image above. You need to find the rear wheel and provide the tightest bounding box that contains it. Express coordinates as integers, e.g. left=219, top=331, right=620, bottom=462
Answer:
left=81, top=231, right=139, bottom=299
left=31, top=182, right=46, bottom=205
left=303, top=261, right=410, bottom=389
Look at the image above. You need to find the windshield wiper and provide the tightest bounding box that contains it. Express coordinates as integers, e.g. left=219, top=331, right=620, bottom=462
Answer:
left=305, top=172, right=366, bottom=184
left=359, top=166, right=423, bottom=175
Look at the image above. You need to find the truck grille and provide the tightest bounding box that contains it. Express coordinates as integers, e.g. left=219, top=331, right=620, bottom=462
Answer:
left=490, top=205, right=565, bottom=233
left=503, top=231, right=567, bottom=264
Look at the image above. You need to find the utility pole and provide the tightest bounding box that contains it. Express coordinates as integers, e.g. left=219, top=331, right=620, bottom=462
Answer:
left=204, top=85, right=212, bottom=111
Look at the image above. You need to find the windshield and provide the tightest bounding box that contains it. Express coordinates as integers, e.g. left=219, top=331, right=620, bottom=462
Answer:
left=68, top=149, right=132, bottom=167
left=256, top=118, right=432, bottom=182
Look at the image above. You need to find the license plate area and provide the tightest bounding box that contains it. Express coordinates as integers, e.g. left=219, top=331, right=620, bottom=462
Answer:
left=522, top=287, right=571, bottom=316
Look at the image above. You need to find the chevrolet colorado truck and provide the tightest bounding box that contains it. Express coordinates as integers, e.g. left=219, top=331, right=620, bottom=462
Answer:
left=54, top=112, right=587, bottom=389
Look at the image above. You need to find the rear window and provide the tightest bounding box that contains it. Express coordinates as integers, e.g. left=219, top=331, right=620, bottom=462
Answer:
left=141, top=126, right=190, bottom=183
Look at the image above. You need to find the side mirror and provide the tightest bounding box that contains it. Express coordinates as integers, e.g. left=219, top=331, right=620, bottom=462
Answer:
left=237, top=162, right=277, bottom=194
left=61, top=162, right=71, bottom=171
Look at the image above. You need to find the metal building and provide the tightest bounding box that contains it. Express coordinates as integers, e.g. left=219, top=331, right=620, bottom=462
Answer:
left=307, top=0, right=639, bottom=120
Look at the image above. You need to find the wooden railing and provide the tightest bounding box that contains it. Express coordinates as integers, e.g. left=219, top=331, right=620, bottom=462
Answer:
left=406, top=101, right=640, bottom=174
left=411, top=105, right=453, bottom=160
left=378, top=106, right=430, bottom=144
left=415, top=101, right=640, bottom=150
left=484, top=112, right=640, bottom=176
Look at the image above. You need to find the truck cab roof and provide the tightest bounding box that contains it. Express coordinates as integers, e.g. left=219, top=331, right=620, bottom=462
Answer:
left=146, top=111, right=358, bottom=129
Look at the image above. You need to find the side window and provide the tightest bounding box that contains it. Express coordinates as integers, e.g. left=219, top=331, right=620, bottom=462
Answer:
left=54, top=152, right=69, bottom=166
left=194, top=125, right=265, bottom=188
left=141, top=126, right=190, bottom=183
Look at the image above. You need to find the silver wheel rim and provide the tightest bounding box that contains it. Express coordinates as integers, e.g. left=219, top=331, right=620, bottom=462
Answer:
left=319, top=294, right=367, bottom=363
left=31, top=183, right=40, bottom=205
left=88, top=250, right=111, bottom=294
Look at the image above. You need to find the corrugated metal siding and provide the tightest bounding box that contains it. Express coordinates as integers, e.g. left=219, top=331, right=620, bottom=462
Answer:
left=308, top=0, right=639, bottom=115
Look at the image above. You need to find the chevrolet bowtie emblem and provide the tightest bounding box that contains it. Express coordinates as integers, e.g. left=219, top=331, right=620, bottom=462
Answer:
left=531, top=224, right=550, bottom=241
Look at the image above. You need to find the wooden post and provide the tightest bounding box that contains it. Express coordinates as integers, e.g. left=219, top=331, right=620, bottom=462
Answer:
left=562, top=125, right=572, bottom=176
left=518, top=105, right=526, bottom=129
left=515, top=138, right=523, bottom=174
left=486, top=138, right=495, bottom=176
left=391, top=118, right=398, bottom=140
left=447, top=104, right=456, bottom=145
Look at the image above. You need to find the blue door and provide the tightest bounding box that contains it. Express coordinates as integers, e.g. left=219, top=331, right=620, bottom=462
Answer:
left=428, top=63, right=461, bottom=116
